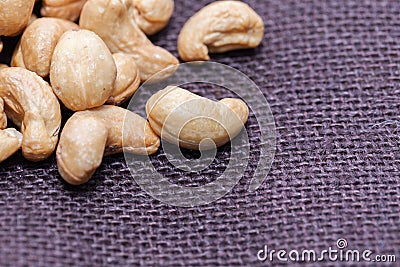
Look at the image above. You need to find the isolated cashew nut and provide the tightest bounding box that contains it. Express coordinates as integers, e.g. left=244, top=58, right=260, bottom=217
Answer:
left=178, top=1, right=264, bottom=61
left=57, top=105, right=160, bottom=185
left=80, top=0, right=178, bottom=82
left=0, top=0, right=35, bottom=37
left=146, top=86, right=249, bottom=150
left=130, top=0, right=174, bottom=35
left=0, top=67, right=61, bottom=161
left=41, top=0, right=88, bottom=21
left=21, top=18, right=79, bottom=77
left=107, top=53, right=141, bottom=105
left=50, top=29, right=117, bottom=111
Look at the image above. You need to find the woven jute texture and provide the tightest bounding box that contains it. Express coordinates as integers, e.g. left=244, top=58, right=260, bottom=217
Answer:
left=0, top=0, right=399, bottom=266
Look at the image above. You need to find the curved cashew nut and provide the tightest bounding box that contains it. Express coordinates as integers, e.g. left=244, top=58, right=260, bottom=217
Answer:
left=130, top=0, right=174, bottom=35
left=50, top=29, right=117, bottom=111
left=10, top=15, right=37, bottom=69
left=178, top=1, right=264, bottom=61
left=21, top=18, right=79, bottom=77
left=107, top=53, right=141, bottom=105
left=41, top=0, right=88, bottom=21
left=0, top=96, right=22, bottom=163
left=57, top=105, right=160, bottom=185
left=0, top=0, right=35, bottom=36
left=11, top=41, right=25, bottom=68
left=0, top=67, right=61, bottom=161
left=0, top=128, right=23, bottom=163
left=80, top=0, right=178, bottom=82
left=0, top=39, right=2, bottom=53
left=0, top=98, right=7, bottom=129
left=146, top=86, right=249, bottom=150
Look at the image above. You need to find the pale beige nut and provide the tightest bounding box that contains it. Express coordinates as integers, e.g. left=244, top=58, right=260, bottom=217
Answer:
left=0, top=128, right=23, bottom=163
left=146, top=86, right=249, bottom=150
left=11, top=41, right=25, bottom=68
left=11, top=16, right=37, bottom=69
left=21, top=18, right=79, bottom=77
left=29, top=14, right=38, bottom=25
left=41, top=0, right=88, bottom=21
left=0, top=67, right=61, bottom=161
left=80, top=0, right=179, bottom=82
left=107, top=53, right=141, bottom=105
left=50, top=29, right=117, bottom=111
left=0, top=98, right=7, bottom=129
left=57, top=105, right=160, bottom=185
left=0, top=0, right=35, bottom=36
left=130, top=0, right=174, bottom=35
left=178, top=1, right=264, bottom=61
left=0, top=65, right=7, bottom=70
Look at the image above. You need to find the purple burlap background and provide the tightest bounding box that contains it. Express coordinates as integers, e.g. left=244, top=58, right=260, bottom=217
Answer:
left=0, top=0, right=399, bottom=266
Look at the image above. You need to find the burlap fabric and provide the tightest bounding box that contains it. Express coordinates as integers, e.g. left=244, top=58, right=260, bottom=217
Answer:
left=0, top=0, right=399, bottom=266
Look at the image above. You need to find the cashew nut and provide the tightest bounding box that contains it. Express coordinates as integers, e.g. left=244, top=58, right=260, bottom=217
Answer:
left=21, top=18, right=79, bottom=77
left=11, top=41, right=25, bottom=68
left=41, top=0, right=88, bottom=21
left=0, top=97, right=22, bottom=163
left=57, top=105, right=160, bottom=185
left=0, top=98, right=7, bottom=129
left=0, top=67, right=61, bottom=161
left=10, top=15, right=37, bottom=69
left=107, top=53, right=140, bottom=105
left=50, top=29, right=117, bottom=111
left=178, top=1, right=264, bottom=61
left=0, top=39, right=2, bottom=53
left=0, top=128, right=23, bottom=163
left=80, top=0, right=178, bottom=82
left=0, top=0, right=35, bottom=36
left=130, top=0, right=174, bottom=35
left=146, top=86, right=249, bottom=150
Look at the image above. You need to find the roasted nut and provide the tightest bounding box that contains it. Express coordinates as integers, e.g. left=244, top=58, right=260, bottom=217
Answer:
left=107, top=53, right=140, bottom=105
left=80, top=0, right=178, bottom=82
left=29, top=13, right=38, bottom=25
left=0, top=0, right=35, bottom=36
left=0, top=39, right=2, bottom=53
left=178, top=1, right=264, bottom=61
left=146, top=86, right=249, bottom=150
left=41, top=0, right=173, bottom=34
left=21, top=18, right=79, bottom=77
left=57, top=105, right=160, bottom=185
left=11, top=41, right=25, bottom=68
left=0, top=82, right=22, bottom=164
left=0, top=98, right=7, bottom=129
left=130, top=0, right=174, bottom=35
left=10, top=15, right=37, bottom=69
left=0, top=67, right=61, bottom=161
left=0, top=128, right=23, bottom=163
left=41, top=0, right=88, bottom=21
left=50, top=29, right=117, bottom=111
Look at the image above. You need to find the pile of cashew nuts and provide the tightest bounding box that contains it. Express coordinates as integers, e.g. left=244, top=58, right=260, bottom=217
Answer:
left=0, top=0, right=264, bottom=185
